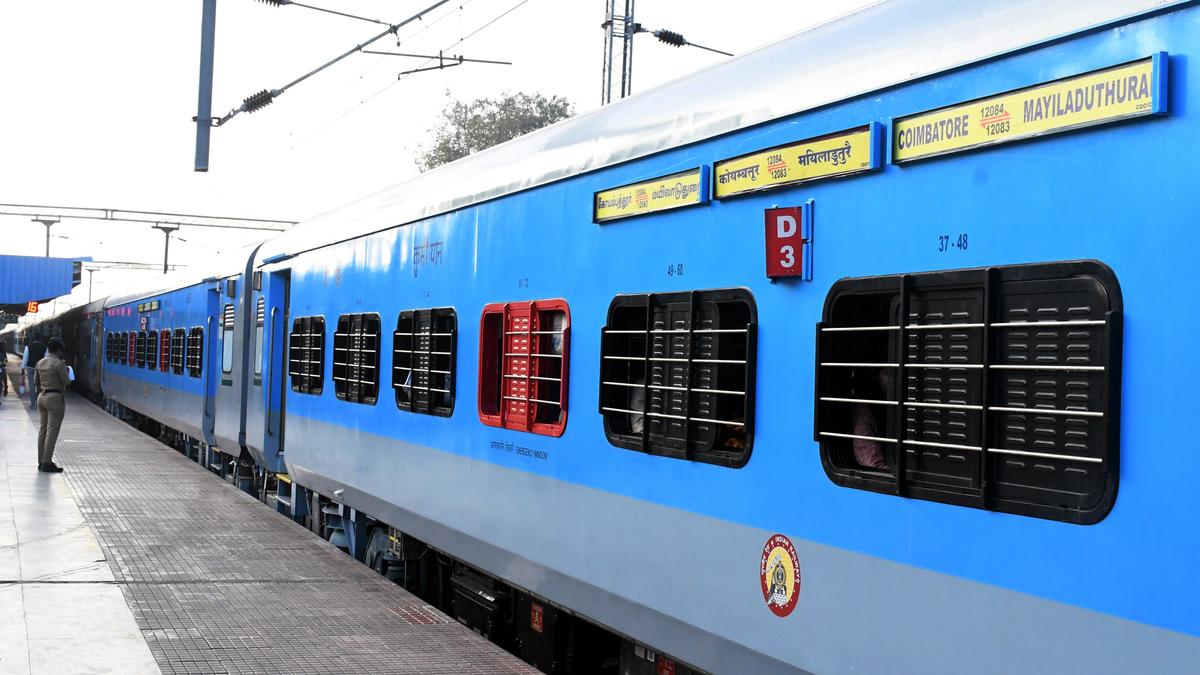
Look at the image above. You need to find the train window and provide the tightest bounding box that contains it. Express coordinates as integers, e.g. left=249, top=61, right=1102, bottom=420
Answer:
left=478, top=300, right=569, bottom=436
left=221, top=304, right=235, bottom=376
left=159, top=330, right=170, bottom=372
left=170, top=329, right=186, bottom=374
left=135, top=331, right=147, bottom=368
left=126, top=332, right=134, bottom=366
left=105, top=332, right=112, bottom=362
left=289, top=316, right=325, bottom=395
left=600, top=289, right=757, bottom=468
left=393, top=307, right=456, bottom=417
left=186, top=326, right=204, bottom=378
left=144, top=329, right=157, bottom=369
left=254, top=297, right=265, bottom=382
left=333, top=313, right=380, bottom=405
left=816, top=261, right=1122, bottom=525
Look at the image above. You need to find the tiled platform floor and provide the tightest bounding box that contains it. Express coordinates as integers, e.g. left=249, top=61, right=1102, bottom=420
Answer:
left=0, top=362, right=536, bottom=674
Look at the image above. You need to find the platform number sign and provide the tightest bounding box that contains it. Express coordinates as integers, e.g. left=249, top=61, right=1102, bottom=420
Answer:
left=764, top=204, right=812, bottom=280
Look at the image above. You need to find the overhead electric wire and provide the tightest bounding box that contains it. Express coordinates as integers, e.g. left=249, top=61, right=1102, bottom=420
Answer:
left=356, top=1, right=480, bottom=78
left=257, top=0, right=391, bottom=26
left=640, top=27, right=733, bottom=57
left=293, top=0, right=537, bottom=146
left=214, top=0, right=453, bottom=126
left=360, top=49, right=512, bottom=75
left=408, top=0, right=533, bottom=78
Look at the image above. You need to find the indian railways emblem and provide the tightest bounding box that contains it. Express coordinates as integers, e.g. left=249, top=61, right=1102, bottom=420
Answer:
left=760, top=534, right=801, bottom=617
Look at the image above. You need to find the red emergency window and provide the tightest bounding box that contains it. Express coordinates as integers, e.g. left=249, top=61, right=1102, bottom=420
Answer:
left=478, top=299, right=570, bottom=436
left=127, top=332, right=136, bottom=366
left=159, top=330, right=171, bottom=372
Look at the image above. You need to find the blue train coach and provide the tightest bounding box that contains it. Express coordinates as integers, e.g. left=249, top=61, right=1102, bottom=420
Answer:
left=26, top=0, right=1200, bottom=673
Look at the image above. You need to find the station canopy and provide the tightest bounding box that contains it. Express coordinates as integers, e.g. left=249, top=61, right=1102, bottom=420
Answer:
left=0, top=255, right=86, bottom=326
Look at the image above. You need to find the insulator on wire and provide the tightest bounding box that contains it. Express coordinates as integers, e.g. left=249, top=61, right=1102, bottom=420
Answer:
left=255, top=0, right=291, bottom=6
left=654, top=29, right=686, bottom=47
left=242, top=90, right=276, bottom=113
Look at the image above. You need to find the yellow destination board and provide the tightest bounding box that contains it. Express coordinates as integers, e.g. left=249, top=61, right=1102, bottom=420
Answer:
left=594, top=167, right=706, bottom=223
left=893, top=55, right=1166, bottom=162
left=713, top=124, right=879, bottom=199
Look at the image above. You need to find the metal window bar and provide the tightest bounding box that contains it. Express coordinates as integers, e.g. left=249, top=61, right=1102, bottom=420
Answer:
left=134, top=332, right=144, bottom=367
left=601, top=293, right=753, bottom=459
left=817, top=273, right=1115, bottom=501
left=145, top=334, right=157, bottom=370
left=334, top=314, right=378, bottom=404
left=171, top=330, right=186, bottom=374
left=187, top=327, right=204, bottom=377
left=288, top=317, right=324, bottom=394
left=392, top=309, right=455, bottom=415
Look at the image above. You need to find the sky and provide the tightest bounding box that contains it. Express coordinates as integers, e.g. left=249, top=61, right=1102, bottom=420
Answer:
left=0, top=0, right=872, bottom=323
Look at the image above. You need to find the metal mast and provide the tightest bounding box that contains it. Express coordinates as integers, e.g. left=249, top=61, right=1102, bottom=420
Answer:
left=600, top=0, right=636, bottom=105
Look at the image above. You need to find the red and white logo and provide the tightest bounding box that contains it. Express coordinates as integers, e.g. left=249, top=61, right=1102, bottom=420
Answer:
left=760, top=534, right=801, bottom=617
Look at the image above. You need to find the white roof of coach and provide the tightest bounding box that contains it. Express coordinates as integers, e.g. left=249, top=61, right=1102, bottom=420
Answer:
left=258, top=0, right=1180, bottom=261
left=102, top=242, right=261, bottom=309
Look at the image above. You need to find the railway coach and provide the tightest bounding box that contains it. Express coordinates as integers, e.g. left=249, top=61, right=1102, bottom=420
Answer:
left=26, top=0, right=1200, bottom=672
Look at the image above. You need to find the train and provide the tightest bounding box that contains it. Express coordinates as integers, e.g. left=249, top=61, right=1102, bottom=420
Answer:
left=19, top=0, right=1200, bottom=672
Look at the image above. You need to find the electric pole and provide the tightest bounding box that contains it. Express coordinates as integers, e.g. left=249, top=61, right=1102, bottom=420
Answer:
left=600, top=1, right=732, bottom=105
left=152, top=223, right=181, bottom=274
left=600, top=0, right=636, bottom=105
left=32, top=217, right=60, bottom=256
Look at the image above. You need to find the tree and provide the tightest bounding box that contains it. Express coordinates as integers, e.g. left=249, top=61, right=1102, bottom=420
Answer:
left=416, top=91, right=575, bottom=172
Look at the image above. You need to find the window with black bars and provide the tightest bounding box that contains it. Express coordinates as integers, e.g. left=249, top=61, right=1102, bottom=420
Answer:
left=478, top=300, right=570, bottom=436
left=393, top=308, right=456, bottom=416
left=186, top=327, right=204, bottom=378
left=333, top=314, right=380, bottom=404
left=815, top=261, right=1122, bottom=524
left=145, top=328, right=158, bottom=369
left=135, top=331, right=147, bottom=367
left=288, top=316, right=325, bottom=395
left=105, top=333, right=113, bottom=362
left=170, top=329, right=186, bottom=374
left=600, top=289, right=757, bottom=468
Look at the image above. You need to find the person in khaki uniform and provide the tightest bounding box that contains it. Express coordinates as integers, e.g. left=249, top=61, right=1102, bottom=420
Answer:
left=34, top=337, right=70, bottom=473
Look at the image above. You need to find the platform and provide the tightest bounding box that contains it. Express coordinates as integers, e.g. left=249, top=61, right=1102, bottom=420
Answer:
left=0, top=375, right=537, bottom=674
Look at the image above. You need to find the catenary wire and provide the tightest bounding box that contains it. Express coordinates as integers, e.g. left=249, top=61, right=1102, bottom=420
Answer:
left=292, top=0, right=537, bottom=147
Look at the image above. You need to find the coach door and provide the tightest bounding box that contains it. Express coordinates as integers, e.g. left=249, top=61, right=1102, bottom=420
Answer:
left=90, top=314, right=103, bottom=386
left=265, top=270, right=290, bottom=454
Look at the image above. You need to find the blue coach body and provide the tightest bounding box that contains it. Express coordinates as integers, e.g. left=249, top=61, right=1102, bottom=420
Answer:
left=102, top=279, right=221, bottom=446
left=250, top=1, right=1200, bottom=672
left=27, top=0, right=1200, bottom=672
